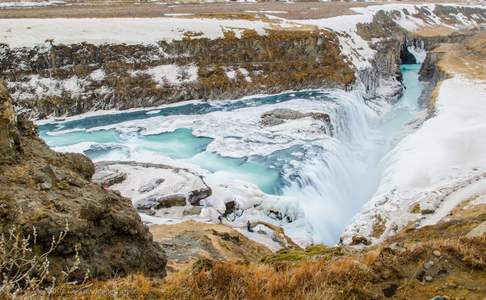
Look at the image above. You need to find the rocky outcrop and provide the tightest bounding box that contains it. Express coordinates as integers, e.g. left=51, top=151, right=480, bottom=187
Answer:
left=149, top=220, right=272, bottom=273
left=92, top=168, right=127, bottom=187
left=260, top=108, right=333, bottom=135
left=0, top=82, right=167, bottom=280
left=0, top=83, right=20, bottom=163
left=356, top=11, right=409, bottom=100
left=1, top=30, right=354, bottom=119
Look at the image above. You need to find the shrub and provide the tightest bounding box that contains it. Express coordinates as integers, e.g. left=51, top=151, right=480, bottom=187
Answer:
left=0, top=222, right=85, bottom=299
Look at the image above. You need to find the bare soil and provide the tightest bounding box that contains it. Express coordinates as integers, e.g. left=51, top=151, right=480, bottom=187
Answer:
left=150, top=220, right=272, bottom=273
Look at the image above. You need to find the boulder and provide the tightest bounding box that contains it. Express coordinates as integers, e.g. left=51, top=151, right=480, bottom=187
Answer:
left=260, top=108, right=332, bottom=133
left=260, top=108, right=306, bottom=126
left=350, top=235, right=372, bottom=246
left=223, top=200, right=237, bottom=217
left=183, top=206, right=203, bottom=216
left=187, top=186, right=212, bottom=206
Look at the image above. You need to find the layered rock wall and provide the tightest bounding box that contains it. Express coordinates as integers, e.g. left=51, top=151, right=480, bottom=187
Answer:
left=1, top=30, right=354, bottom=118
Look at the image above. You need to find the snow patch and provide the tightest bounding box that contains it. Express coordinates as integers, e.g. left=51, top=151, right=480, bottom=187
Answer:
left=89, top=69, right=106, bottom=82
left=133, top=64, right=198, bottom=87
left=11, top=75, right=87, bottom=100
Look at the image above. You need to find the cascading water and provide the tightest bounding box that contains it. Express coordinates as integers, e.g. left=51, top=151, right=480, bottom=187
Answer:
left=283, top=64, right=424, bottom=244
left=37, top=64, right=424, bottom=246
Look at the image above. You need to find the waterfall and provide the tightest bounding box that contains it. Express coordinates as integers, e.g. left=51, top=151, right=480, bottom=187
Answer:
left=282, top=89, right=382, bottom=244
left=282, top=64, right=423, bottom=244
left=407, top=40, right=426, bottom=64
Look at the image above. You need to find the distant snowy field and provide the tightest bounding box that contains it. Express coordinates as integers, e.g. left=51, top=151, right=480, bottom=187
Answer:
left=0, top=17, right=272, bottom=47
left=0, top=3, right=483, bottom=70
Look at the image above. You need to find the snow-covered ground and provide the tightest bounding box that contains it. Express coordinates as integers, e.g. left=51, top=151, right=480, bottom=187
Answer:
left=0, top=3, right=483, bottom=70
left=0, top=17, right=272, bottom=47
left=343, top=76, right=486, bottom=244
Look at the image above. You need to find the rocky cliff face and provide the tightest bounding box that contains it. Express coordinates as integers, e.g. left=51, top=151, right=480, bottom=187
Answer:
left=356, top=11, right=407, bottom=101
left=1, top=5, right=484, bottom=119
left=0, top=82, right=166, bottom=280
left=355, top=6, right=485, bottom=102
left=1, top=30, right=354, bottom=119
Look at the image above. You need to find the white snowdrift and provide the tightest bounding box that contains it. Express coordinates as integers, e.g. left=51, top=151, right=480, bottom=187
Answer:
left=0, top=17, right=271, bottom=47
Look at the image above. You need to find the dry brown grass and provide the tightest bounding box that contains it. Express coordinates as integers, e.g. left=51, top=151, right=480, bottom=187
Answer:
left=45, top=230, right=486, bottom=299
left=433, top=31, right=486, bottom=81
left=416, top=25, right=459, bottom=38
left=0, top=2, right=370, bottom=20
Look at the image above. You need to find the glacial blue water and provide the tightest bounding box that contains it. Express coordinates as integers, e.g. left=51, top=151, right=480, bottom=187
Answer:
left=39, top=91, right=331, bottom=195
left=38, top=64, right=424, bottom=243
left=39, top=90, right=327, bottom=133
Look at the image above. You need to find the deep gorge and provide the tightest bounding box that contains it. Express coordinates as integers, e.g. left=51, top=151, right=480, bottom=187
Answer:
left=36, top=61, right=425, bottom=245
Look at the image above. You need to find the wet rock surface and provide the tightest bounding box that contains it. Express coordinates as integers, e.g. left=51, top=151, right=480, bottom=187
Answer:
left=0, top=82, right=167, bottom=280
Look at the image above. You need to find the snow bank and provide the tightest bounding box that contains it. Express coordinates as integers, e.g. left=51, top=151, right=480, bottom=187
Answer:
left=0, top=17, right=271, bottom=48
left=383, top=78, right=486, bottom=191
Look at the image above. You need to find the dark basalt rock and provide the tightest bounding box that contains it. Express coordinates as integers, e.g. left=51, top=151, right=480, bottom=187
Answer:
left=93, top=169, right=127, bottom=187
left=400, top=42, right=417, bottom=64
